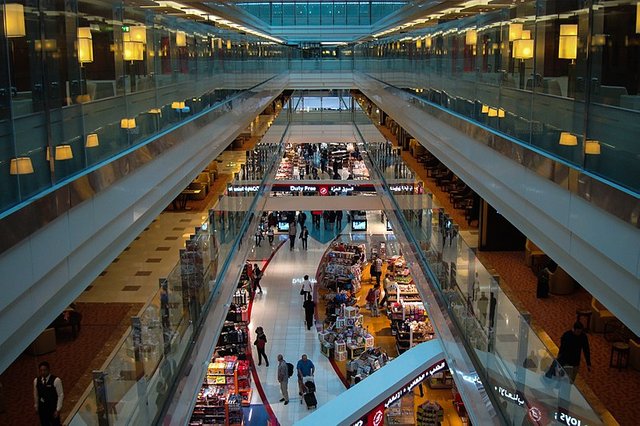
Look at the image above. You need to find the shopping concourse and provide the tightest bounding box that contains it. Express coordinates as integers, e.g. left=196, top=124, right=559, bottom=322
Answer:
left=1, top=1, right=640, bottom=425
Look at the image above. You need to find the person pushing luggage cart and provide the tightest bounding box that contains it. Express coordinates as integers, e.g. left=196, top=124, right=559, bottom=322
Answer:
left=302, top=375, right=317, bottom=409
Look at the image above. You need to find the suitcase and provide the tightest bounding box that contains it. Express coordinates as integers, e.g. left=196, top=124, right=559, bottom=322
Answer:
left=304, top=380, right=316, bottom=393
left=304, top=391, right=317, bottom=409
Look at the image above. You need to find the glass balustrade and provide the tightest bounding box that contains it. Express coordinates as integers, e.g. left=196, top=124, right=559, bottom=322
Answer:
left=354, top=109, right=604, bottom=426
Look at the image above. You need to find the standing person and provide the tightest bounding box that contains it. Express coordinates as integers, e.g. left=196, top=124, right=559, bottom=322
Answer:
left=322, top=211, right=330, bottom=230
left=296, top=354, right=315, bottom=396
left=267, top=226, right=274, bottom=245
left=277, top=355, right=290, bottom=405
left=297, top=211, right=307, bottom=227
left=254, top=226, right=263, bottom=247
left=335, top=210, right=343, bottom=230
left=253, top=326, right=269, bottom=367
left=301, top=275, right=313, bottom=300
left=252, top=264, right=264, bottom=294
left=374, top=256, right=383, bottom=285
left=370, top=284, right=381, bottom=317
left=545, top=322, right=591, bottom=382
left=303, top=296, right=316, bottom=330
left=33, top=361, right=63, bottom=426
left=288, top=221, right=297, bottom=250
left=300, top=226, right=309, bottom=250
left=311, top=210, right=321, bottom=228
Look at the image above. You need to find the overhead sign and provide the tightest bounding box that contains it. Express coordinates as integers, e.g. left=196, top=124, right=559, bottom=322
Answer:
left=227, top=185, right=260, bottom=193
left=271, top=183, right=376, bottom=193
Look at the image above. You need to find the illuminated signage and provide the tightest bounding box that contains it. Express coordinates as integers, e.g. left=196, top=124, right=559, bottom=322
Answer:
left=330, top=185, right=354, bottom=194
left=554, top=408, right=588, bottom=426
left=228, top=185, right=260, bottom=193
left=291, top=277, right=317, bottom=285
left=289, top=185, right=317, bottom=192
left=495, top=385, right=525, bottom=406
left=389, top=184, right=414, bottom=192
left=528, top=406, right=543, bottom=423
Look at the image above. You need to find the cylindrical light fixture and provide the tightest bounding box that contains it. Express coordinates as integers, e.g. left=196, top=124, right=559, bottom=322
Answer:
left=513, top=39, right=534, bottom=59
left=488, top=108, right=498, bottom=117
left=77, top=27, right=94, bottom=64
left=425, top=36, right=432, bottom=49
left=123, top=33, right=144, bottom=61
left=585, top=140, right=601, bottom=155
left=227, top=39, right=232, bottom=50
left=171, top=101, right=186, bottom=109
left=558, top=132, right=578, bottom=146
left=121, top=118, right=136, bottom=129
left=9, top=157, right=34, bottom=175
left=509, top=23, right=523, bottom=41
left=466, top=29, right=477, bottom=46
left=130, top=26, right=146, bottom=44
left=149, top=108, right=162, bottom=114
left=559, top=24, right=578, bottom=60
left=3, top=3, right=26, bottom=38
left=481, top=104, right=489, bottom=114
left=55, top=145, right=73, bottom=160
left=176, top=31, right=186, bottom=47
left=636, top=4, right=640, bottom=34
left=85, top=133, right=99, bottom=148
left=498, top=108, right=506, bottom=118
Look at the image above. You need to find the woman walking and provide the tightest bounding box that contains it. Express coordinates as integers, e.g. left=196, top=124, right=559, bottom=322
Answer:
left=254, top=326, right=269, bottom=366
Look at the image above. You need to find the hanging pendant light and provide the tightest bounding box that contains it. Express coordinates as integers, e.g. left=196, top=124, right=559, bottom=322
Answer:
left=3, top=3, right=26, bottom=38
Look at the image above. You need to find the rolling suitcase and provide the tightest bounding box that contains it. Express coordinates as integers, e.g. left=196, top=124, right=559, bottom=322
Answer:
left=302, top=376, right=317, bottom=409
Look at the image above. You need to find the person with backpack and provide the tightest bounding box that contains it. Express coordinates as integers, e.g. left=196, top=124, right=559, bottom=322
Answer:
left=277, top=354, right=292, bottom=405
left=254, top=326, right=269, bottom=366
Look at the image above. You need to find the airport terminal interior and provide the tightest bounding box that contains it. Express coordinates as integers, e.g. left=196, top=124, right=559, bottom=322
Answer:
left=0, top=1, right=639, bottom=425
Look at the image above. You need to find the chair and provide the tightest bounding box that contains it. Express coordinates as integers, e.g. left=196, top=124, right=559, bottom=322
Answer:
left=548, top=267, right=576, bottom=295
left=590, top=297, right=615, bottom=333
left=524, top=239, right=545, bottom=267
left=28, top=328, right=56, bottom=356
left=194, top=172, right=211, bottom=193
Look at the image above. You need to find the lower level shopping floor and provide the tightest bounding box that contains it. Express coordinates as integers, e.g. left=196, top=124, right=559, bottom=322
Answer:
left=2, top=119, right=639, bottom=425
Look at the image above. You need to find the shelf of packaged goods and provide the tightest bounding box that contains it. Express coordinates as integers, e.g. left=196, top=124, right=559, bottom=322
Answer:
left=239, top=389, right=252, bottom=406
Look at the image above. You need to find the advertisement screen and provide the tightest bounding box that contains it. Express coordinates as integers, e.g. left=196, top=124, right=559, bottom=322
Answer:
left=352, top=220, right=367, bottom=231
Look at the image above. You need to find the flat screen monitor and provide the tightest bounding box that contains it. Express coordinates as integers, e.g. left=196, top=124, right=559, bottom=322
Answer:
left=278, top=221, right=290, bottom=232
left=352, top=219, right=367, bottom=231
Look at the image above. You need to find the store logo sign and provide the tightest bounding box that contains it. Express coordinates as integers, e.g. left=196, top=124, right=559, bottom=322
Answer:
left=290, top=185, right=317, bottom=192
left=319, top=186, right=329, bottom=196
left=384, top=360, right=446, bottom=408
left=528, top=406, right=543, bottom=423
left=554, top=409, right=587, bottom=426
left=229, top=185, right=259, bottom=192
left=495, top=385, right=525, bottom=406
left=389, top=184, right=413, bottom=192
left=330, top=185, right=354, bottom=194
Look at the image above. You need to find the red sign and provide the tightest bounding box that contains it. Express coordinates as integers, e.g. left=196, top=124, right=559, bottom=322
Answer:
left=318, top=186, right=329, bottom=196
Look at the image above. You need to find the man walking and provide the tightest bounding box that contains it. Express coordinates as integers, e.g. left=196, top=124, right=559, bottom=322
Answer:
left=288, top=220, right=297, bottom=251
left=296, top=354, right=315, bottom=396
left=303, top=296, right=316, bottom=330
left=300, top=226, right=309, bottom=250
left=545, top=322, right=591, bottom=382
left=277, top=354, right=290, bottom=405
left=33, top=361, right=63, bottom=426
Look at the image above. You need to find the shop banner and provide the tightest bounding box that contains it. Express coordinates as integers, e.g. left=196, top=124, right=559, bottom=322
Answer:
left=350, top=402, right=385, bottom=426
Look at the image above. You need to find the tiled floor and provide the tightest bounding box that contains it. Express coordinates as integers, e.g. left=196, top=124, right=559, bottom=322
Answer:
left=247, top=234, right=347, bottom=425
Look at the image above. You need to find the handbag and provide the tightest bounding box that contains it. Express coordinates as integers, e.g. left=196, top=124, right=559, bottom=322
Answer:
left=300, top=288, right=305, bottom=295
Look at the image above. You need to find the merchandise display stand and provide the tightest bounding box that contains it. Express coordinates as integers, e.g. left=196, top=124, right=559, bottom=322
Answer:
left=190, top=280, right=252, bottom=424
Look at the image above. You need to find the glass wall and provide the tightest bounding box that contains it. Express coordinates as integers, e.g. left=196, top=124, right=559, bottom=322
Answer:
left=0, top=0, right=289, bottom=214
left=238, top=1, right=406, bottom=26
left=354, top=0, right=640, bottom=193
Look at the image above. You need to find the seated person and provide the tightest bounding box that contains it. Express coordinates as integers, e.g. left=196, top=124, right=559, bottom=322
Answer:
left=50, top=304, right=82, bottom=338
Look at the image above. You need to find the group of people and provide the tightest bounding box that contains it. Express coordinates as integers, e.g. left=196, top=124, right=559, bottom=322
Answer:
left=255, top=328, right=317, bottom=407
left=246, top=262, right=264, bottom=294
left=310, top=210, right=344, bottom=231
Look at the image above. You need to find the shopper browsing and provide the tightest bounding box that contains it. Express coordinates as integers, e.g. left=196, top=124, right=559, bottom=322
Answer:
left=254, top=327, right=269, bottom=367
left=277, top=354, right=290, bottom=405
left=33, top=361, right=64, bottom=426
left=545, top=322, right=591, bottom=382
left=296, top=354, right=315, bottom=395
